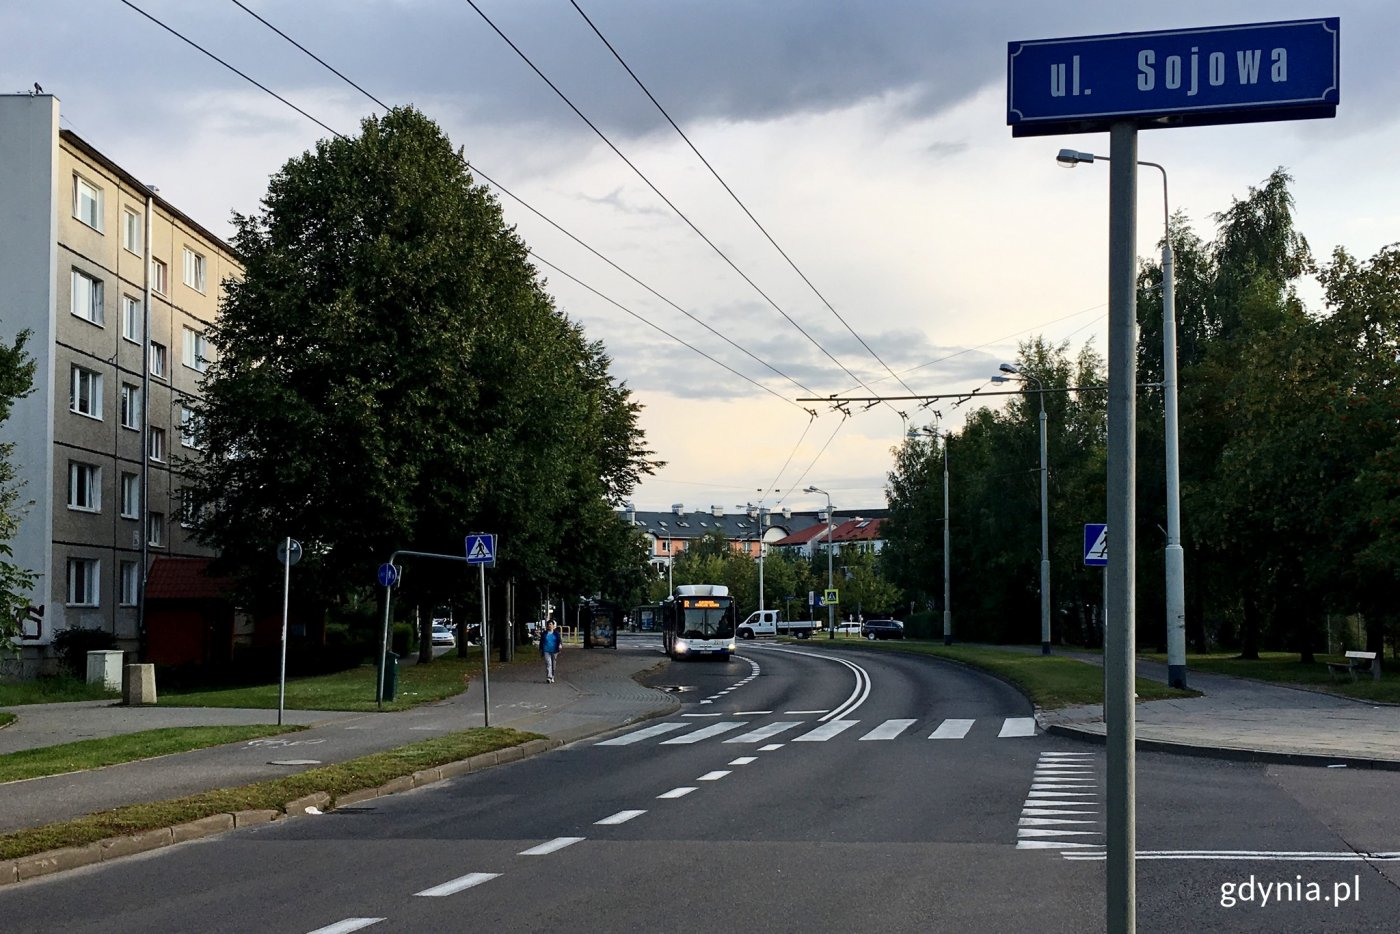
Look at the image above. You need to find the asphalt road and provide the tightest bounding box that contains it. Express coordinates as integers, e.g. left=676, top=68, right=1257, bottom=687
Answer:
left=4, top=636, right=1398, bottom=932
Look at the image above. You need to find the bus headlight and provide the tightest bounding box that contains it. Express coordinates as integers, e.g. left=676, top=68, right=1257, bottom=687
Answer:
left=675, top=640, right=689, bottom=653
left=727, top=643, right=737, bottom=652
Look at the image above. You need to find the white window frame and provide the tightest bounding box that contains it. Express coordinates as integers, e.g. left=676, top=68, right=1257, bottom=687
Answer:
left=120, top=471, right=140, bottom=519
left=182, top=247, right=207, bottom=293
left=182, top=326, right=211, bottom=373
left=73, top=175, right=103, bottom=231
left=70, top=268, right=104, bottom=325
left=66, top=557, right=100, bottom=607
left=149, top=341, right=167, bottom=379
left=122, top=208, right=142, bottom=254
left=147, top=512, right=164, bottom=548
left=179, top=404, right=200, bottom=448
left=119, top=560, right=139, bottom=606
left=70, top=365, right=103, bottom=419
left=151, top=257, right=167, bottom=295
left=121, top=295, right=141, bottom=343
left=67, top=461, right=101, bottom=512
left=148, top=426, right=166, bottom=463
left=120, top=382, right=141, bottom=430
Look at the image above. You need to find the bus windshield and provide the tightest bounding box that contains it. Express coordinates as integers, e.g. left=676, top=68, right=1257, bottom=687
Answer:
left=681, top=604, right=734, bottom=639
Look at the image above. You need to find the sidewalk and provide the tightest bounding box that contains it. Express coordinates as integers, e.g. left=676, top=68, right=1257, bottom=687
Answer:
left=1022, top=647, right=1400, bottom=768
left=0, top=641, right=677, bottom=836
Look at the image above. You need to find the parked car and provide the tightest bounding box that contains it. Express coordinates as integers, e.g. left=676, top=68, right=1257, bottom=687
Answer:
left=431, top=625, right=456, bottom=647
left=861, top=619, right=904, bottom=640
left=829, top=622, right=862, bottom=635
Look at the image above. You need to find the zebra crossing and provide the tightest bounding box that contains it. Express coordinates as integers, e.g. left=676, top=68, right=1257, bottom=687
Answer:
left=1015, top=751, right=1104, bottom=853
left=596, top=715, right=1038, bottom=747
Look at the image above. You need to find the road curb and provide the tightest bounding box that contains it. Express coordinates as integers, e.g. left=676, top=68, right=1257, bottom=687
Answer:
left=1041, top=722, right=1400, bottom=771
left=0, top=693, right=680, bottom=887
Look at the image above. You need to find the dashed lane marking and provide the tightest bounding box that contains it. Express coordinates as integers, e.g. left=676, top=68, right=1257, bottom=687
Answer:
left=519, top=837, right=585, bottom=856
left=414, top=873, right=500, bottom=897
left=657, top=787, right=697, bottom=799
left=697, top=770, right=731, bottom=781
left=595, top=810, right=646, bottom=825
left=306, top=920, right=384, bottom=934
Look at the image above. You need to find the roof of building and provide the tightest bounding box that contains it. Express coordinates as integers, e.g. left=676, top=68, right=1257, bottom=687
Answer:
left=830, top=517, right=885, bottom=543
left=144, top=557, right=233, bottom=601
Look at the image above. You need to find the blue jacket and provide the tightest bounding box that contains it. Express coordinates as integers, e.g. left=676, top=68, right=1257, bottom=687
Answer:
left=540, top=629, right=562, bottom=655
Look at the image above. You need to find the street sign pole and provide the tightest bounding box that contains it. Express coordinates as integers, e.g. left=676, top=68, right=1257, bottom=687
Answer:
left=278, top=536, right=290, bottom=726
left=1105, top=120, right=1138, bottom=934
left=479, top=562, right=490, bottom=727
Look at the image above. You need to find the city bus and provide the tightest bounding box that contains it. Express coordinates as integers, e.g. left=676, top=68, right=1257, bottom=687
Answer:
left=661, top=584, right=737, bottom=660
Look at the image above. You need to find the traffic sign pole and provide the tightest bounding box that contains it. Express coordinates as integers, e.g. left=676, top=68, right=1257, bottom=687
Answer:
left=479, top=562, right=490, bottom=727
left=279, top=536, right=290, bottom=726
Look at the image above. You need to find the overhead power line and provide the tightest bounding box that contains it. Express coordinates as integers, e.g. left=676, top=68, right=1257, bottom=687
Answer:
left=569, top=0, right=921, bottom=399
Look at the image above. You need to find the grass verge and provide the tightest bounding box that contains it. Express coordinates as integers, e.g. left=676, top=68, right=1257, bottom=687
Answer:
left=1139, top=651, right=1400, bottom=703
left=0, top=725, right=306, bottom=784
left=0, top=726, right=540, bottom=862
left=0, top=713, right=13, bottom=729
left=0, top=676, right=119, bottom=706
left=794, top=639, right=1196, bottom=709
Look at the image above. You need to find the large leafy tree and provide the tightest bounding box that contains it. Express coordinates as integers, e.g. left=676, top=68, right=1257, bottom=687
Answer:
left=191, top=107, right=652, bottom=626
left=0, top=331, right=35, bottom=650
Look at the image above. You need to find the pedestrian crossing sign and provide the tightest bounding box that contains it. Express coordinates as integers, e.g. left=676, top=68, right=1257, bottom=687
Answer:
left=1083, top=523, right=1108, bottom=567
left=465, top=533, right=496, bottom=567
left=823, top=588, right=839, bottom=606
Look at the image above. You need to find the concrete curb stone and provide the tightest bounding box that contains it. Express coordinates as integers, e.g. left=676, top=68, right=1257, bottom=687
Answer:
left=99, top=827, right=173, bottom=861
left=232, top=808, right=279, bottom=828
left=17, top=844, right=101, bottom=881
left=285, top=792, right=331, bottom=816
left=171, top=814, right=234, bottom=843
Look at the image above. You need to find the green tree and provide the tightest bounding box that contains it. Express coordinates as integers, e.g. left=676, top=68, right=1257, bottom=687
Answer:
left=190, top=107, right=653, bottom=636
left=0, top=330, right=35, bottom=651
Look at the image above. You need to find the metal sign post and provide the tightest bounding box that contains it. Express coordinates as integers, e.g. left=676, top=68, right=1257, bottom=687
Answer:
left=276, top=537, right=302, bottom=726
left=375, top=561, right=400, bottom=711
left=465, top=534, right=497, bottom=727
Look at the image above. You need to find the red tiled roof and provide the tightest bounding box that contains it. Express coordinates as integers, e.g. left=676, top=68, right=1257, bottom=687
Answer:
left=144, top=557, right=233, bottom=601
left=773, top=523, right=832, bottom=547
left=830, top=517, right=884, bottom=543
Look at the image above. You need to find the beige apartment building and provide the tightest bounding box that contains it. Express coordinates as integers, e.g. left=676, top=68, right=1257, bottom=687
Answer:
left=0, top=94, right=238, bottom=673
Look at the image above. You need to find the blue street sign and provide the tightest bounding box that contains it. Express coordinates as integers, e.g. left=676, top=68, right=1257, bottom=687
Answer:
left=1008, top=18, right=1338, bottom=137
left=465, top=533, right=496, bottom=567
left=377, top=562, right=400, bottom=587
left=1084, top=524, right=1108, bottom=567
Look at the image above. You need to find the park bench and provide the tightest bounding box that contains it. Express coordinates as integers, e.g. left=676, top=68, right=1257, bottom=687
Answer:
left=1326, top=650, right=1380, bottom=682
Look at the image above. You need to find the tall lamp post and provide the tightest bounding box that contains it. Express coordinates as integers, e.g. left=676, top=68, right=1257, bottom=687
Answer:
left=805, top=486, right=835, bottom=639
left=1058, top=148, right=1186, bottom=688
left=994, top=363, right=1051, bottom=655
left=744, top=503, right=769, bottom=614
left=909, top=425, right=954, bottom=646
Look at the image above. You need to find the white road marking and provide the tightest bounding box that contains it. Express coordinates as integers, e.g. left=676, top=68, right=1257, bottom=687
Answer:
left=860, top=719, right=916, bottom=741
left=415, top=873, right=500, bottom=897
left=1027, top=790, right=1097, bottom=798
left=596, top=723, right=686, bottom=746
left=1019, top=817, right=1097, bottom=826
left=661, top=721, right=747, bottom=744
left=519, top=837, right=585, bottom=856
left=682, top=713, right=722, bottom=718
left=595, top=810, right=646, bottom=825
left=1063, top=850, right=1400, bottom=862
left=1022, top=808, right=1098, bottom=816
left=759, top=743, right=785, bottom=751
left=700, top=700, right=713, bottom=704
left=1016, top=828, right=1100, bottom=839
left=657, top=787, right=697, bottom=799
left=999, top=717, right=1037, bottom=737
left=793, top=720, right=859, bottom=742
left=729, top=756, right=758, bottom=765
left=697, top=770, right=731, bottom=781
left=928, top=718, right=975, bottom=739
left=735, top=710, right=774, bottom=715
left=1031, top=783, right=1096, bottom=791
left=306, top=920, right=384, bottom=934
left=1018, top=840, right=1104, bottom=850
left=725, top=722, right=804, bottom=743
left=785, top=709, right=828, bottom=715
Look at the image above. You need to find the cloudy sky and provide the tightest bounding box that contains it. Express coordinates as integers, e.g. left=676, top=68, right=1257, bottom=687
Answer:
left=4, top=2, right=1394, bottom=516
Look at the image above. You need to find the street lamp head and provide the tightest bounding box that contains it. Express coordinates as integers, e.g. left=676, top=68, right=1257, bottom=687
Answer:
left=990, top=375, right=1011, bottom=384
left=1056, top=148, right=1098, bottom=167
left=999, top=362, right=1020, bottom=374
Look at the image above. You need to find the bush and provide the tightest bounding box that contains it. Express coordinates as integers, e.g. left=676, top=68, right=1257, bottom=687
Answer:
left=50, top=627, right=119, bottom=677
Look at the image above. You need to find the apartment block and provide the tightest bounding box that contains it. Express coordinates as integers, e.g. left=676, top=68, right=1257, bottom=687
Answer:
left=0, top=94, right=239, bottom=671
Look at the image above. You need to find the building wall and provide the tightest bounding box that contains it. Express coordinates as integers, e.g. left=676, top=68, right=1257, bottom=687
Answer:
left=0, top=95, right=238, bottom=656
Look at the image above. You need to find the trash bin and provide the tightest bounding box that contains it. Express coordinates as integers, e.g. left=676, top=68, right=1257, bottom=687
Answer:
left=377, top=651, right=398, bottom=702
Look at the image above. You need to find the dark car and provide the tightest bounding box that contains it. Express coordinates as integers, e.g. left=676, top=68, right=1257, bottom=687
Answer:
left=861, top=619, right=904, bottom=640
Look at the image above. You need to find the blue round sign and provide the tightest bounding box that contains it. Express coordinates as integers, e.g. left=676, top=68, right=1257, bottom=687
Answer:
left=377, top=563, right=400, bottom=587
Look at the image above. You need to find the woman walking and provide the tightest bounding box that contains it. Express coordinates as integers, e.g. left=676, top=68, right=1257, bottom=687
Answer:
left=540, top=619, right=562, bottom=683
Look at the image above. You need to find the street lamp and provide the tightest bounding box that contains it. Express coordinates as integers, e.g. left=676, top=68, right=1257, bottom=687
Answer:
left=993, top=363, right=1051, bottom=655
left=909, top=425, right=954, bottom=646
left=744, top=503, right=769, bottom=614
left=1058, top=148, right=1187, bottom=688
left=804, top=486, right=836, bottom=640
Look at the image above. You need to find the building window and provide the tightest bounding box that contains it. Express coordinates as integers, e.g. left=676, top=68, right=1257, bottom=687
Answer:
left=120, top=471, right=140, bottom=518
left=120, top=383, right=141, bottom=430
left=69, top=365, right=103, bottom=419
left=182, top=247, right=207, bottom=293
left=180, top=489, right=198, bottom=528
left=73, top=175, right=103, bottom=231
left=119, top=560, right=139, bottom=606
left=148, top=426, right=165, bottom=462
left=149, top=342, right=167, bottom=379
left=179, top=404, right=200, bottom=448
left=151, top=257, right=167, bottom=295
left=68, top=461, right=101, bottom=512
left=122, top=208, right=142, bottom=254
left=70, top=269, right=104, bottom=325
left=182, top=327, right=211, bottom=373
left=66, top=557, right=100, bottom=606
left=122, top=295, right=141, bottom=343
left=147, top=512, right=164, bottom=548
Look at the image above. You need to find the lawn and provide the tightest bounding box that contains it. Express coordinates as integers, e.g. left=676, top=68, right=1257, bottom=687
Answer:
left=1139, top=650, right=1400, bottom=703
left=0, top=725, right=305, bottom=783
left=0, top=676, right=119, bottom=707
